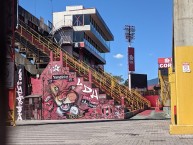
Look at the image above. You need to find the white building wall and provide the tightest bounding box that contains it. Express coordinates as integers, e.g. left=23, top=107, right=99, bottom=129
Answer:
left=53, top=12, right=65, bottom=30
left=64, top=15, right=72, bottom=26
left=66, top=5, right=84, bottom=11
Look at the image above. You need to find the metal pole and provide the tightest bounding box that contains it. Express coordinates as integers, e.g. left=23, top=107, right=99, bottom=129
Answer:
left=128, top=71, right=131, bottom=90
left=51, top=0, right=53, bottom=28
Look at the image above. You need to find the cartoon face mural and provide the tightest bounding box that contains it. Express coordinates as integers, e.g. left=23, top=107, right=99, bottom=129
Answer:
left=43, top=79, right=79, bottom=119
left=36, top=60, right=124, bottom=120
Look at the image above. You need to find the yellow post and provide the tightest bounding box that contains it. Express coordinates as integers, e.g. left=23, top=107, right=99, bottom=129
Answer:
left=170, top=46, right=193, bottom=134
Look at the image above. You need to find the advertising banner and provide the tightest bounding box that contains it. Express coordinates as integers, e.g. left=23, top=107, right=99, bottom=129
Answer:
left=158, top=58, right=172, bottom=68
left=128, top=47, right=135, bottom=71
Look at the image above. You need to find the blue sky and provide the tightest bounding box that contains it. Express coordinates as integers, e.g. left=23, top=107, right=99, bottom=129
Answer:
left=19, top=0, right=172, bottom=80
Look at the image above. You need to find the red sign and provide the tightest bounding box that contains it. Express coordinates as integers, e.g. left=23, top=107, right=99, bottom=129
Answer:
left=158, top=58, right=172, bottom=68
left=128, top=47, right=135, bottom=71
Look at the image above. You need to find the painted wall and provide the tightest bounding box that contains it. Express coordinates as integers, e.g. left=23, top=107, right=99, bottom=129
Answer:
left=31, top=53, right=124, bottom=120
left=15, top=65, right=26, bottom=121
left=144, top=95, right=159, bottom=107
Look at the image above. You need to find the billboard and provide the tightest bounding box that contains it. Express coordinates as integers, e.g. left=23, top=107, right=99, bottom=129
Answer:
left=131, top=73, right=147, bottom=89
left=158, top=57, right=172, bottom=68
left=128, top=47, right=135, bottom=71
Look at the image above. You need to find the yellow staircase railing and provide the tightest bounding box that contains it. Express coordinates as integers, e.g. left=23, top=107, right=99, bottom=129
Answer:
left=158, top=70, right=170, bottom=107
left=15, top=22, right=151, bottom=112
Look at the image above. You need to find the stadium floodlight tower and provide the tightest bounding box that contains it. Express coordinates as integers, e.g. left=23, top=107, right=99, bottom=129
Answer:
left=124, top=25, right=135, bottom=47
left=124, top=25, right=135, bottom=90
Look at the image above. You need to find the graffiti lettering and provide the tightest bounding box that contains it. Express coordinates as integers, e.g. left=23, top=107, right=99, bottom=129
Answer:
left=77, top=78, right=83, bottom=86
left=52, top=75, right=68, bottom=80
left=82, top=85, right=92, bottom=93
left=16, top=68, right=24, bottom=121
left=90, top=90, right=98, bottom=100
left=77, top=78, right=98, bottom=100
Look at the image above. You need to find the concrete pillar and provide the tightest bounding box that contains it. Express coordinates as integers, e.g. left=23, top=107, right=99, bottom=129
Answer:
left=170, top=0, right=193, bottom=134
left=174, top=0, right=193, bottom=46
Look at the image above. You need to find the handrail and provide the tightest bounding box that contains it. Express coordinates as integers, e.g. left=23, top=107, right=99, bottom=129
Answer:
left=158, top=70, right=170, bottom=106
left=15, top=21, right=151, bottom=111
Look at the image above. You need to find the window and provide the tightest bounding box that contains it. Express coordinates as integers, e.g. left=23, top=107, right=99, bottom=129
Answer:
left=73, top=15, right=83, bottom=26
left=73, top=32, right=84, bottom=42
left=84, top=15, right=90, bottom=25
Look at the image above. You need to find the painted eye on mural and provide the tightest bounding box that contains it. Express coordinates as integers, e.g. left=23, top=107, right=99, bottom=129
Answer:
left=54, top=86, right=59, bottom=91
left=50, top=84, right=59, bottom=96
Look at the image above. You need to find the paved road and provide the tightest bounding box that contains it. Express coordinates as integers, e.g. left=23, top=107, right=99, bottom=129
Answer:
left=7, top=119, right=193, bottom=145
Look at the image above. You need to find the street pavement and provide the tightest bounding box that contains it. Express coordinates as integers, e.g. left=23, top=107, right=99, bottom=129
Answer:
left=6, top=110, right=193, bottom=145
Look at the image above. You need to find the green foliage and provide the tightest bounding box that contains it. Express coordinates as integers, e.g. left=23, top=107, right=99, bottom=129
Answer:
left=124, top=79, right=128, bottom=86
left=113, top=75, right=124, bottom=83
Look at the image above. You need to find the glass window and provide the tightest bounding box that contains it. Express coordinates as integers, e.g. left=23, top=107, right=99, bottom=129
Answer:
left=73, top=15, right=83, bottom=26
left=84, top=14, right=90, bottom=25
left=73, top=31, right=84, bottom=42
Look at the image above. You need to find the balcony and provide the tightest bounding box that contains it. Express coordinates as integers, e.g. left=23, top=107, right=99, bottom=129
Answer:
left=90, top=24, right=110, bottom=52
left=84, top=39, right=106, bottom=64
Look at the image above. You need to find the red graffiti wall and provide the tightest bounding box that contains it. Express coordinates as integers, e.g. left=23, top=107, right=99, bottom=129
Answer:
left=31, top=52, right=124, bottom=120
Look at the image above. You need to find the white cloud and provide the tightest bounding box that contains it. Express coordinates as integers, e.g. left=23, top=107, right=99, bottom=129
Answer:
left=118, top=63, right=123, bottom=67
left=113, top=53, right=124, bottom=59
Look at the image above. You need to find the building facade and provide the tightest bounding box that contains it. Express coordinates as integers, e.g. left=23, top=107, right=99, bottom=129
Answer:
left=53, top=5, right=114, bottom=70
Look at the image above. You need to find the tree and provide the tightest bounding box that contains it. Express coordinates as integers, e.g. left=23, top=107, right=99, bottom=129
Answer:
left=124, top=79, right=128, bottom=86
left=113, top=75, right=124, bottom=83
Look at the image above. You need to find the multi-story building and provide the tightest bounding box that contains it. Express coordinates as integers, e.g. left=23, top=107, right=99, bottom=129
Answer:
left=53, top=5, right=114, bottom=70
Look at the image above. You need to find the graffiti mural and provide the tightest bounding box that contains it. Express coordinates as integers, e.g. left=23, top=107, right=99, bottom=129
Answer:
left=16, top=65, right=25, bottom=121
left=31, top=52, right=124, bottom=120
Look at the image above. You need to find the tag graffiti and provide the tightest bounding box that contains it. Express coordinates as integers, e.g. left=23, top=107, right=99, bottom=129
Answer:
left=77, top=78, right=98, bottom=100
left=16, top=68, right=24, bottom=121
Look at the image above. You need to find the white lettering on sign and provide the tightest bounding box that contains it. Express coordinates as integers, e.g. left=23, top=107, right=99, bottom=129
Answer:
left=16, top=68, right=24, bottom=121
left=77, top=78, right=98, bottom=100
left=164, top=58, right=171, bottom=63
left=129, top=55, right=134, bottom=64
left=159, top=63, right=172, bottom=68
left=129, top=55, right=134, bottom=61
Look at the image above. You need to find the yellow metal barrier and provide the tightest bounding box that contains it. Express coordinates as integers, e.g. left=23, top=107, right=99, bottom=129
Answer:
left=15, top=22, right=150, bottom=112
